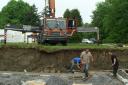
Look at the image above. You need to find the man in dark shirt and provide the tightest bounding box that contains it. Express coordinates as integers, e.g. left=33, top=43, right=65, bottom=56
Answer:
left=109, top=52, right=119, bottom=77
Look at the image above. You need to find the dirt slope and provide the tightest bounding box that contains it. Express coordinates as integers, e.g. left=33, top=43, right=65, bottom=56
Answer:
left=0, top=47, right=127, bottom=72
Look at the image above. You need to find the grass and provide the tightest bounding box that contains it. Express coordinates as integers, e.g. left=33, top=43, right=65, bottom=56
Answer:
left=0, top=42, right=127, bottom=52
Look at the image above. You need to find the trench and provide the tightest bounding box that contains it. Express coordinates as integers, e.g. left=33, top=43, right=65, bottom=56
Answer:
left=0, top=47, right=128, bottom=72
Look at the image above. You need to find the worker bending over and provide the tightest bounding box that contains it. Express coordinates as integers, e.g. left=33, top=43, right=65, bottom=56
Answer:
left=70, top=57, right=81, bottom=73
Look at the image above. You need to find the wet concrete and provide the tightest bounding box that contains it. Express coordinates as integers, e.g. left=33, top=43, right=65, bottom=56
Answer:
left=70, top=72, right=124, bottom=85
left=0, top=71, right=124, bottom=85
left=118, top=70, right=128, bottom=79
left=118, top=70, right=128, bottom=85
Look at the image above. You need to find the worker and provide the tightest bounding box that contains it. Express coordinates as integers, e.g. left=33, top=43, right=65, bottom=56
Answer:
left=80, top=49, right=93, bottom=80
left=108, top=52, right=119, bottom=77
left=70, top=57, right=81, bottom=73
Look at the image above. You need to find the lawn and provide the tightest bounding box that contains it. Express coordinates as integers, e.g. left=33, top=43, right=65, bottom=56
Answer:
left=0, top=43, right=127, bottom=52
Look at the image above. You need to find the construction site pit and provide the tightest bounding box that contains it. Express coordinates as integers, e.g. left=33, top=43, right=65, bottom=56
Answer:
left=0, top=47, right=127, bottom=85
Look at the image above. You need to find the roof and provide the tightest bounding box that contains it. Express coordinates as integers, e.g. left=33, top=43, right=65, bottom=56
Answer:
left=77, top=27, right=99, bottom=33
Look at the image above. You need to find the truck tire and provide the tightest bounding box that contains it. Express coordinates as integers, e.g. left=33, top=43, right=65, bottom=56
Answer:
left=61, top=41, right=67, bottom=46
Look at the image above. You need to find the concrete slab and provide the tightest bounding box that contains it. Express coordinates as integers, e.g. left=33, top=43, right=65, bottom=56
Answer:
left=0, top=71, right=124, bottom=85
left=117, top=70, right=128, bottom=85
left=23, top=80, right=46, bottom=85
left=73, top=84, right=92, bottom=85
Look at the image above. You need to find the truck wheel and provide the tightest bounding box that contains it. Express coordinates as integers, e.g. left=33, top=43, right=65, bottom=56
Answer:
left=37, top=41, right=41, bottom=44
left=50, top=43, right=57, bottom=45
left=41, top=40, right=47, bottom=45
left=61, top=42, right=67, bottom=46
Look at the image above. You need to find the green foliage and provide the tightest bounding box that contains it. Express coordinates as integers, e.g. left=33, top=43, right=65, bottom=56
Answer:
left=68, top=32, right=83, bottom=43
left=20, top=5, right=40, bottom=26
left=83, top=23, right=96, bottom=38
left=0, top=43, right=122, bottom=53
left=63, top=9, right=70, bottom=18
left=84, top=23, right=92, bottom=28
left=70, top=9, right=83, bottom=26
left=63, top=9, right=83, bottom=26
left=0, top=0, right=40, bottom=29
left=92, top=0, right=128, bottom=43
left=0, top=12, right=8, bottom=29
left=63, top=9, right=83, bottom=43
left=91, top=2, right=110, bottom=41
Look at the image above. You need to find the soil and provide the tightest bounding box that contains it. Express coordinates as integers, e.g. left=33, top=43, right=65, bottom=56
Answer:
left=0, top=47, right=128, bottom=72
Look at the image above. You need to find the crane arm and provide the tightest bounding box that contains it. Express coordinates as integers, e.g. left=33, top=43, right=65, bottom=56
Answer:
left=49, top=0, right=55, bottom=17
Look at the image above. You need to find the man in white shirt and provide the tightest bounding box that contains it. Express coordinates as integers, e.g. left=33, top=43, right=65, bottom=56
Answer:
left=80, top=49, right=93, bottom=80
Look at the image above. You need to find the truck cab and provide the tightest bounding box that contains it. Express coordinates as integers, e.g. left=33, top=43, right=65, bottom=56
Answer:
left=37, top=18, right=77, bottom=45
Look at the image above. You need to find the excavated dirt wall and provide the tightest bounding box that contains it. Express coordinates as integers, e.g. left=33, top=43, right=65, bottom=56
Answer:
left=0, top=47, right=128, bottom=72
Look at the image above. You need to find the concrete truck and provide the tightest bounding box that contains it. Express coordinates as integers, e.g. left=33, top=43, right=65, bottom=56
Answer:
left=37, top=0, right=77, bottom=45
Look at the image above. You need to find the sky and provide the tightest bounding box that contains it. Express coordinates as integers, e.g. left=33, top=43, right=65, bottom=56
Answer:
left=0, top=0, right=105, bottom=23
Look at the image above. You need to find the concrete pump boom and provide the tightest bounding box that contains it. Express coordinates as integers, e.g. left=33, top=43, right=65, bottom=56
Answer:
left=49, top=0, right=55, bottom=18
left=36, top=0, right=77, bottom=45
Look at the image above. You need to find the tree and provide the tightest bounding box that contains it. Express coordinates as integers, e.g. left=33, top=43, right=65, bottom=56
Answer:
left=0, top=0, right=40, bottom=29
left=84, top=23, right=92, bottom=28
left=70, top=9, right=83, bottom=27
left=63, top=9, right=83, bottom=43
left=63, top=9, right=71, bottom=18
left=63, top=9, right=83, bottom=27
left=104, top=0, right=128, bottom=43
left=0, top=12, right=8, bottom=29
left=92, top=0, right=128, bottom=43
left=21, top=5, right=40, bottom=26
left=91, top=2, right=110, bottom=42
left=69, top=9, right=83, bottom=43
left=83, top=23, right=96, bottom=39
